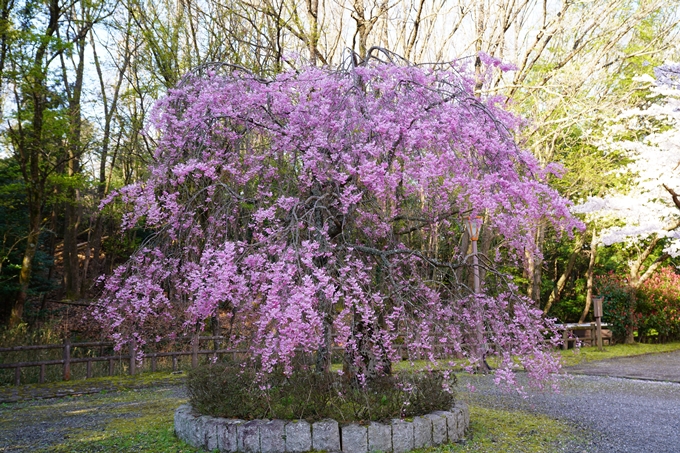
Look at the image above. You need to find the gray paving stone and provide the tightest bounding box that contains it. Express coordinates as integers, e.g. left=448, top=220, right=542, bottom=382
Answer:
left=238, top=419, right=261, bottom=452
left=412, top=416, right=432, bottom=449
left=202, top=416, right=219, bottom=451
left=178, top=407, right=207, bottom=449
left=173, top=404, right=467, bottom=453
left=341, top=423, right=368, bottom=452
left=312, top=419, right=341, bottom=452
left=367, top=421, right=391, bottom=452
left=215, top=418, right=242, bottom=453
left=285, top=420, right=312, bottom=452
left=424, top=412, right=447, bottom=445
left=449, top=403, right=468, bottom=440
left=260, top=419, right=286, bottom=453
left=458, top=402, right=470, bottom=432
left=390, top=419, right=414, bottom=453
left=173, top=405, right=191, bottom=443
left=432, top=410, right=457, bottom=442
left=196, top=415, right=216, bottom=449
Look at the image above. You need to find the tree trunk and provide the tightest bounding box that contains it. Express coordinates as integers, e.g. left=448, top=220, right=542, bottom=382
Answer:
left=61, top=10, right=88, bottom=299
left=11, top=212, right=41, bottom=327
left=63, top=201, right=81, bottom=297
left=88, top=27, right=129, bottom=284
left=544, top=232, right=585, bottom=314
left=10, top=0, right=60, bottom=326
left=525, top=224, right=545, bottom=304
left=579, top=229, right=598, bottom=323
left=465, top=226, right=490, bottom=373
left=623, top=233, right=671, bottom=344
left=305, top=0, right=320, bottom=65
left=478, top=221, right=492, bottom=289
left=625, top=286, right=638, bottom=344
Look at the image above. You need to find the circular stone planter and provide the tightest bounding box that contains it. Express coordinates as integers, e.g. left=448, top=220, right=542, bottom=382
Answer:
left=174, top=402, right=469, bottom=453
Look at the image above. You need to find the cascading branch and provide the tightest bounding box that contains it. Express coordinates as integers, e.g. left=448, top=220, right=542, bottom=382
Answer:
left=95, top=54, right=581, bottom=392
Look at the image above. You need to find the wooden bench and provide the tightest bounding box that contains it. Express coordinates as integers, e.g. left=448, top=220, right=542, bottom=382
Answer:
left=558, top=323, right=612, bottom=350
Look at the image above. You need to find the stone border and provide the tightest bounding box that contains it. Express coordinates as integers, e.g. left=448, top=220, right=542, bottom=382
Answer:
left=175, top=402, right=469, bottom=452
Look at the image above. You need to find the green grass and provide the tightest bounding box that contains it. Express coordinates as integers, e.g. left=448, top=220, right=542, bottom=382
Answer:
left=0, top=370, right=188, bottom=403
left=4, top=342, right=679, bottom=452
left=1, top=372, right=583, bottom=453
left=419, top=406, right=581, bottom=453
left=559, top=341, right=680, bottom=367
left=392, top=341, right=680, bottom=372
left=35, top=395, right=580, bottom=453
left=40, top=389, right=203, bottom=453
left=1, top=385, right=203, bottom=453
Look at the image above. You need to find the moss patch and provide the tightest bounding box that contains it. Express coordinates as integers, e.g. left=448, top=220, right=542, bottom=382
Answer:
left=32, top=387, right=202, bottom=453
left=414, top=405, right=581, bottom=453
left=0, top=384, right=202, bottom=453
left=0, top=370, right=187, bottom=403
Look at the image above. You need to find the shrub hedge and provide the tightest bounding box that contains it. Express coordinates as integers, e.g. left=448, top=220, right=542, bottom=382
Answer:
left=187, top=363, right=455, bottom=423
left=595, top=268, right=680, bottom=343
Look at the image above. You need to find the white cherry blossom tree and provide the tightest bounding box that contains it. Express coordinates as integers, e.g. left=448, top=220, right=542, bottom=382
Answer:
left=573, top=63, right=680, bottom=342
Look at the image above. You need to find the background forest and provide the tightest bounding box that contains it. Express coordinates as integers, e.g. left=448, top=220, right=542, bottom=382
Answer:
left=1, top=0, right=679, bottom=346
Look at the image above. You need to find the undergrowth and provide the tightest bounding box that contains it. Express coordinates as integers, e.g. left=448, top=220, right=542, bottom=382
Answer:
left=187, top=364, right=455, bottom=423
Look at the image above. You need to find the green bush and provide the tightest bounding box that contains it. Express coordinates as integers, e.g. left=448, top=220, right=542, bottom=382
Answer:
left=186, top=363, right=455, bottom=422
left=595, top=272, right=638, bottom=343
left=637, top=267, right=680, bottom=342
left=594, top=268, right=680, bottom=344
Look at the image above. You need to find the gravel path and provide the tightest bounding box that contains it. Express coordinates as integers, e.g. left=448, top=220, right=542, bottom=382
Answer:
left=459, top=351, right=680, bottom=453
left=1, top=352, right=679, bottom=452
left=0, top=385, right=189, bottom=452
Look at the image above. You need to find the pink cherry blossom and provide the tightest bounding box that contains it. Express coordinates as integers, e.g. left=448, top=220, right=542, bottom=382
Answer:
left=94, top=58, right=580, bottom=390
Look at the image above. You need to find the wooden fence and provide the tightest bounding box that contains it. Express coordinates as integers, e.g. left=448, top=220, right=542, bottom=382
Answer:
left=0, top=335, right=444, bottom=386
left=2, top=333, right=565, bottom=386
left=0, top=336, right=246, bottom=386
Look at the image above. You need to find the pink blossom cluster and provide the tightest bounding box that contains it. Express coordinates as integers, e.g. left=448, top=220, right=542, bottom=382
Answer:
left=94, top=61, right=579, bottom=388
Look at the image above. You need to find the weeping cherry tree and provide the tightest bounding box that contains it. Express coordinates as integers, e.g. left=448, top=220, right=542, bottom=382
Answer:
left=94, top=51, right=581, bottom=391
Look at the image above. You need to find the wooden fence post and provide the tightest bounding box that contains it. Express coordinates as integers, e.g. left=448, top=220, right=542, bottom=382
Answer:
left=192, top=335, right=199, bottom=368
left=63, top=338, right=71, bottom=381
left=129, top=337, right=137, bottom=375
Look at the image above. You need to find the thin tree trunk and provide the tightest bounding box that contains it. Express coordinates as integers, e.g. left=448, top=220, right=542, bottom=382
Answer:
left=89, top=26, right=129, bottom=281
left=10, top=0, right=61, bottom=326
left=61, top=12, right=87, bottom=298
left=625, top=287, right=637, bottom=344
left=12, top=213, right=40, bottom=327
left=624, top=233, right=672, bottom=344
left=525, top=224, right=545, bottom=304
left=579, top=229, right=598, bottom=323
left=80, top=226, right=92, bottom=295
left=306, top=0, right=320, bottom=65
left=544, top=232, right=585, bottom=314
left=478, top=220, right=492, bottom=287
